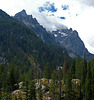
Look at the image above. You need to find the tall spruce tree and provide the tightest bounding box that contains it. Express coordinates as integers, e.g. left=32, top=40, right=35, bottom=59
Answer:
left=89, top=58, right=94, bottom=100
left=7, top=63, right=16, bottom=91
left=70, top=60, right=75, bottom=79
left=38, top=84, right=42, bottom=100
left=92, top=66, right=94, bottom=100
left=75, top=56, right=82, bottom=79
left=65, top=70, right=75, bottom=100
left=0, top=63, right=6, bottom=89
left=81, top=56, right=87, bottom=98
left=85, top=62, right=92, bottom=100
left=81, top=55, right=87, bottom=85
left=43, top=62, right=52, bottom=84
left=59, top=68, right=62, bottom=100
left=63, top=60, right=68, bottom=77
left=49, top=80, right=55, bottom=100
left=49, top=70, right=57, bottom=99
left=28, top=80, right=36, bottom=100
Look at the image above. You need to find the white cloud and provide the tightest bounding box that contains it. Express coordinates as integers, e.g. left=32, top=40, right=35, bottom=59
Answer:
left=0, top=0, right=94, bottom=54
left=65, top=6, right=94, bottom=54
left=80, top=0, right=94, bottom=6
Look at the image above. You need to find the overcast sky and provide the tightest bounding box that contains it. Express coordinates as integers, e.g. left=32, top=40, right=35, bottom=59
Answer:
left=0, top=0, right=94, bottom=54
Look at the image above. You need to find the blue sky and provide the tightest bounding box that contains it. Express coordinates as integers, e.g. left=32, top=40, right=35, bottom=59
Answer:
left=62, top=5, right=69, bottom=10
left=39, top=2, right=66, bottom=20
left=39, top=2, right=57, bottom=13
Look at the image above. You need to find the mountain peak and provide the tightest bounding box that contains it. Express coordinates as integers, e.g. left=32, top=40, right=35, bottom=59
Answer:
left=21, top=9, right=27, bottom=15
left=15, top=9, right=27, bottom=17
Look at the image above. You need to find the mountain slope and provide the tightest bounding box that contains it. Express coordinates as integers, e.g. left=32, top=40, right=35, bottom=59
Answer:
left=52, top=28, right=94, bottom=60
left=14, top=10, right=57, bottom=44
left=14, top=10, right=94, bottom=60
left=0, top=9, right=70, bottom=68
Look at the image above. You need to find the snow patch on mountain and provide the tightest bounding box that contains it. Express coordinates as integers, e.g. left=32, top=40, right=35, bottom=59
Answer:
left=54, top=34, right=57, bottom=37
left=59, top=31, right=68, bottom=37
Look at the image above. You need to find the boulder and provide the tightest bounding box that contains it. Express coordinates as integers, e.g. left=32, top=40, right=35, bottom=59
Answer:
left=12, top=89, right=20, bottom=94
left=71, top=79, right=80, bottom=84
left=19, top=82, right=23, bottom=89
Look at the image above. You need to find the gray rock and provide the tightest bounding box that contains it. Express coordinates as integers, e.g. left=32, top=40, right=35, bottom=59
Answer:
left=12, top=89, right=20, bottom=94
left=19, top=82, right=23, bottom=89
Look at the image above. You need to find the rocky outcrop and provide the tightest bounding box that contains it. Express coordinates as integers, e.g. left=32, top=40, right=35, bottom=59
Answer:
left=52, top=29, right=94, bottom=60
left=19, top=82, right=23, bottom=89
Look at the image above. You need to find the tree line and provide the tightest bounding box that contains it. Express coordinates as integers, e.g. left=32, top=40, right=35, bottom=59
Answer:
left=0, top=56, right=94, bottom=100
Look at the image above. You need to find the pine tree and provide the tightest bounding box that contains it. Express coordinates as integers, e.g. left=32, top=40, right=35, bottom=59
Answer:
left=28, top=80, right=36, bottom=100
left=81, top=57, right=87, bottom=86
left=38, top=84, right=42, bottom=100
left=59, top=68, right=63, bottom=100
left=56, top=67, right=63, bottom=100
left=49, top=70, right=57, bottom=99
left=89, top=59, right=94, bottom=100
left=7, top=63, right=16, bottom=91
left=43, top=62, right=52, bottom=84
left=51, top=70, right=56, bottom=83
left=85, top=62, right=92, bottom=100
left=49, top=80, right=55, bottom=100
left=92, top=66, right=94, bottom=100
left=81, top=55, right=87, bottom=97
left=28, top=67, right=34, bottom=81
left=65, top=70, right=74, bottom=100
left=0, top=63, right=6, bottom=89
left=70, top=60, right=75, bottom=78
left=0, top=89, right=2, bottom=100
left=63, top=60, right=68, bottom=77
left=25, top=80, right=29, bottom=100
left=14, top=66, right=19, bottom=84
left=75, top=56, right=82, bottom=79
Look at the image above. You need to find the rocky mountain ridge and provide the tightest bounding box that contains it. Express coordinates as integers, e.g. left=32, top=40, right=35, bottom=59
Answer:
left=14, top=10, right=94, bottom=60
left=14, top=10, right=57, bottom=44
left=52, top=29, right=94, bottom=60
left=0, top=9, right=69, bottom=68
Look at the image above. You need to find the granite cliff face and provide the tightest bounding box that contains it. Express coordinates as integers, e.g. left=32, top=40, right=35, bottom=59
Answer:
left=14, top=10, right=94, bottom=60
left=14, top=10, right=57, bottom=44
left=52, top=29, right=94, bottom=60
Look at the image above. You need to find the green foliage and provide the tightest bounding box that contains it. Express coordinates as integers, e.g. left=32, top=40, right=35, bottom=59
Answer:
left=92, top=63, right=94, bottom=99
left=65, top=70, right=75, bottom=100
left=81, top=56, right=87, bottom=97
left=29, top=80, right=36, bottom=100
left=7, top=70, right=15, bottom=91
left=38, top=84, right=43, bottom=100
left=85, top=62, right=92, bottom=100
left=63, top=60, right=68, bottom=77
left=70, top=60, right=76, bottom=78
left=55, top=93, right=60, bottom=100
left=43, top=63, right=52, bottom=83
left=49, top=81, right=55, bottom=100
left=75, top=56, right=83, bottom=79
left=51, top=70, right=56, bottom=82
left=0, top=63, right=6, bottom=88
left=81, top=56, right=87, bottom=86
